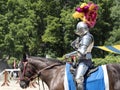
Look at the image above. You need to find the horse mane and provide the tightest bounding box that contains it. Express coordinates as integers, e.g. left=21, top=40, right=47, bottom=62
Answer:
left=29, top=56, right=66, bottom=65
left=47, top=58, right=66, bottom=64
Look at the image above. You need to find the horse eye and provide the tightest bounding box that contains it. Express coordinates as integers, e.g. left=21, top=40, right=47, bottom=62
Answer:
left=18, top=63, right=24, bottom=69
left=20, top=69, right=23, bottom=72
left=25, top=71, right=32, bottom=77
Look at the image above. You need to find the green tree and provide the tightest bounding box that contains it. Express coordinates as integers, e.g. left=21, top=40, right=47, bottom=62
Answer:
left=0, top=0, right=38, bottom=58
left=91, top=0, right=113, bottom=58
left=0, top=0, right=119, bottom=61
left=105, top=0, right=120, bottom=45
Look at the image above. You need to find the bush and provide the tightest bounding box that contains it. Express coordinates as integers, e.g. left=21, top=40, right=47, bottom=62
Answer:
left=7, top=57, right=18, bottom=65
left=93, top=54, right=120, bottom=66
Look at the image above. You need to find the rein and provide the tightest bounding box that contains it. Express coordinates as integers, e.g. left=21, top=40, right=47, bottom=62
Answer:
left=20, top=61, right=62, bottom=89
left=31, top=63, right=61, bottom=80
left=21, top=62, right=61, bottom=80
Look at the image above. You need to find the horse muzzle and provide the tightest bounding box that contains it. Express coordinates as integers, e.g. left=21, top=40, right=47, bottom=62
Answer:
left=20, top=80, right=29, bottom=89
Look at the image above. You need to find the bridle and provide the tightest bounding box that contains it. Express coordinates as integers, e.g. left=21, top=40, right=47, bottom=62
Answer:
left=20, top=61, right=61, bottom=81
left=20, top=60, right=62, bottom=90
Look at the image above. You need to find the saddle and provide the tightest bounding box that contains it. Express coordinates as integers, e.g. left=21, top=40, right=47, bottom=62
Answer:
left=70, top=61, right=98, bottom=78
left=65, top=63, right=106, bottom=90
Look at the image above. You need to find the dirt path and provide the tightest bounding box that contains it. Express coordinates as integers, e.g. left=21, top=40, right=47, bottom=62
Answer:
left=0, top=80, right=49, bottom=90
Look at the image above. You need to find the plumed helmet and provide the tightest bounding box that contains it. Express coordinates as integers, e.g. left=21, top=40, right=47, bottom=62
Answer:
left=75, top=21, right=89, bottom=36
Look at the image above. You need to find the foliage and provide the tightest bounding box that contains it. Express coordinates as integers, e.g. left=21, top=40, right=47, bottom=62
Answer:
left=105, top=0, right=120, bottom=45
left=0, top=0, right=119, bottom=66
left=42, top=16, right=62, bottom=43
left=7, top=56, right=18, bottom=65
left=93, top=54, right=120, bottom=66
left=58, top=54, right=120, bottom=66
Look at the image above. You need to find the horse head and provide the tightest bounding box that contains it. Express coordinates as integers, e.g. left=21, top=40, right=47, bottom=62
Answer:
left=18, top=54, right=65, bottom=90
left=19, top=54, right=38, bottom=89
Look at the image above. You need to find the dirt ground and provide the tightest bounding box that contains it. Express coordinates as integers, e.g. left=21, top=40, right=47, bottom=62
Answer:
left=0, top=79, right=49, bottom=90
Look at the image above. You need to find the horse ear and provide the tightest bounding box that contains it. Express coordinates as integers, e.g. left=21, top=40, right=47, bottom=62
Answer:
left=22, top=53, right=28, bottom=62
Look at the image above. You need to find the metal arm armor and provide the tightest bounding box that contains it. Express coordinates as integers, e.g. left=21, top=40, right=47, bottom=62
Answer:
left=77, top=32, right=94, bottom=59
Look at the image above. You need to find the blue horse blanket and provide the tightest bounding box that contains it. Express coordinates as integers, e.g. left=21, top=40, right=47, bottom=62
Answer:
left=64, top=63, right=107, bottom=90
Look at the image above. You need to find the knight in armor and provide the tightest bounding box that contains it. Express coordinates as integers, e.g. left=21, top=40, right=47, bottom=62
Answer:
left=65, top=21, right=94, bottom=90
left=65, top=2, right=98, bottom=90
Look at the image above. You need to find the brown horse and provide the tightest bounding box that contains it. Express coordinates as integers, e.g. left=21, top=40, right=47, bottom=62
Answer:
left=18, top=54, right=120, bottom=90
